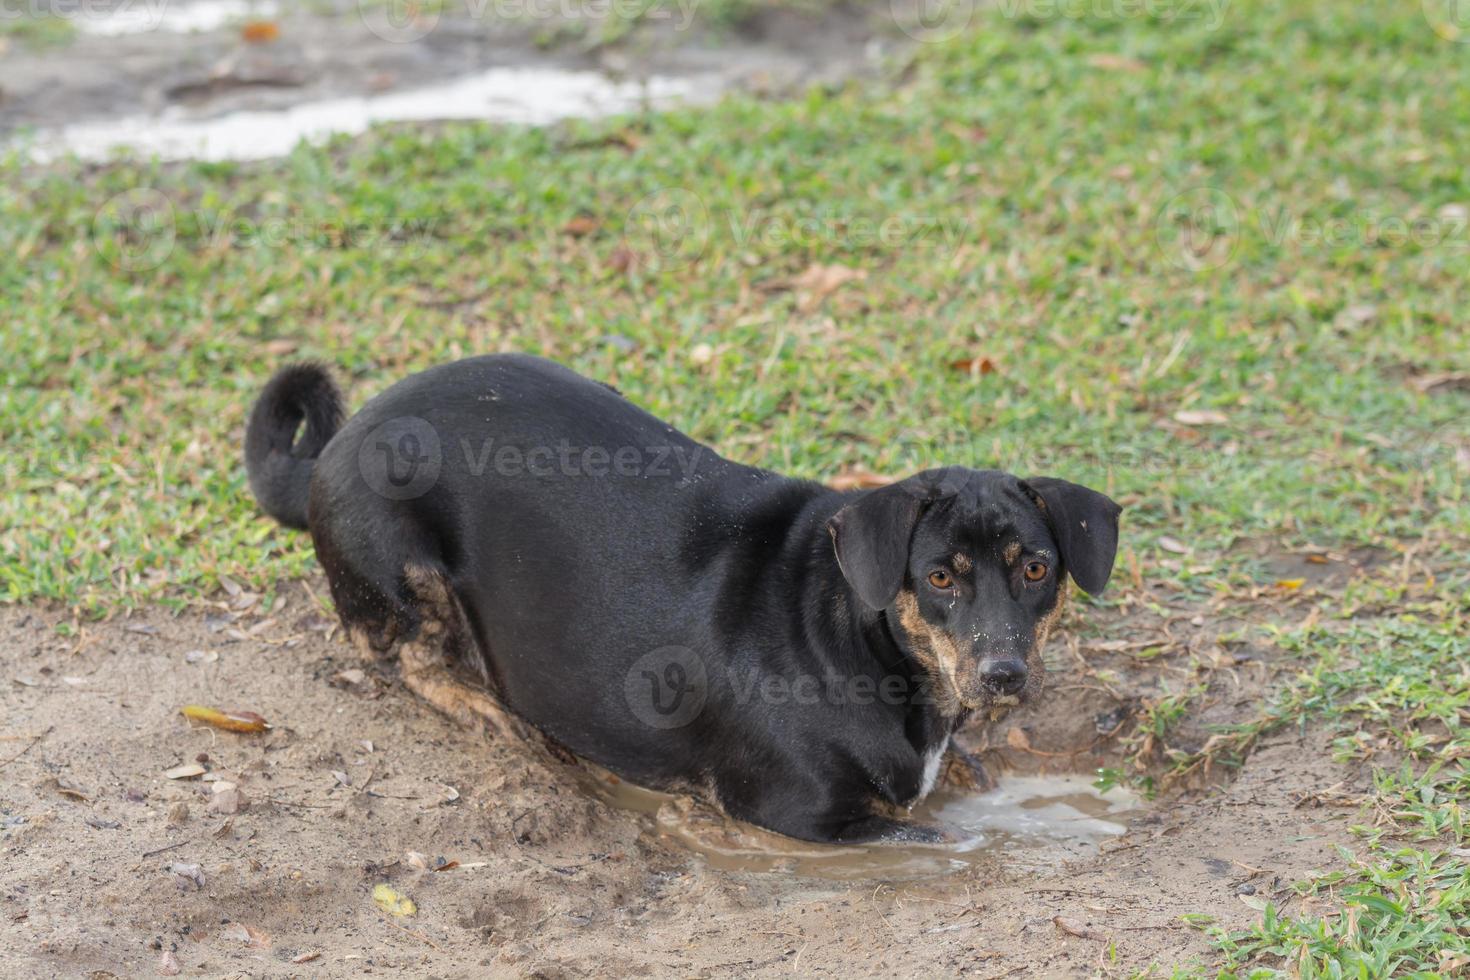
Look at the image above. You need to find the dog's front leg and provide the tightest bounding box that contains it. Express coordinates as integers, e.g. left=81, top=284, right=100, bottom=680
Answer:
left=832, top=815, right=950, bottom=844
left=398, top=641, right=527, bottom=741
left=942, top=743, right=996, bottom=792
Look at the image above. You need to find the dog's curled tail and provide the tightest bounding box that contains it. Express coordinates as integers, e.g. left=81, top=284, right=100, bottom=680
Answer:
left=244, top=363, right=344, bottom=530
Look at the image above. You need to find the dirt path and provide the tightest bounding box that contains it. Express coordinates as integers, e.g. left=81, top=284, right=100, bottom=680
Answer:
left=0, top=579, right=1372, bottom=977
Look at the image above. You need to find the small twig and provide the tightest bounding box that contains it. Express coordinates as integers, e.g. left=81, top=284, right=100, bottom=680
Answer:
left=0, top=726, right=53, bottom=771
left=141, top=840, right=191, bottom=859
left=266, top=798, right=334, bottom=809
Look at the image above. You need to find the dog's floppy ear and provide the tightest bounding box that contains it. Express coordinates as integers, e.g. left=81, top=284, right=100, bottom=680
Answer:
left=826, top=481, right=927, bottom=611
left=1023, top=477, right=1122, bottom=596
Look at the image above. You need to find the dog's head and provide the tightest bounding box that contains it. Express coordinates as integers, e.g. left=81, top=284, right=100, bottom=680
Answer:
left=827, top=468, right=1121, bottom=717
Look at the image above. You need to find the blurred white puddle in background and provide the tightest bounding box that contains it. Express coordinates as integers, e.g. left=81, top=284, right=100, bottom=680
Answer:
left=20, top=67, right=713, bottom=163
left=69, top=0, right=280, bottom=36
left=595, top=772, right=1138, bottom=880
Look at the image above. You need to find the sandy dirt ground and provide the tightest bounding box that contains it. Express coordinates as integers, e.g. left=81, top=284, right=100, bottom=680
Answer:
left=0, top=553, right=1377, bottom=978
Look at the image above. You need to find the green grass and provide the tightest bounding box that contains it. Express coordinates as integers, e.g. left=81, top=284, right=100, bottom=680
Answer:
left=1209, top=847, right=1470, bottom=978
left=4, top=0, right=1465, bottom=609
left=1138, top=574, right=1470, bottom=977
left=2, top=1, right=1469, bottom=969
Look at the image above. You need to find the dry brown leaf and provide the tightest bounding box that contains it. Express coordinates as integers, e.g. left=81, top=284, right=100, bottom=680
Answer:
left=241, top=20, right=280, bottom=43
left=948, top=356, right=997, bottom=376
left=180, top=705, right=269, bottom=733
left=1173, top=409, right=1229, bottom=426
left=1157, top=536, right=1191, bottom=555
left=292, top=952, right=321, bottom=964
left=608, top=245, right=634, bottom=274
left=1053, top=916, right=1108, bottom=940
left=562, top=215, right=600, bottom=237
left=220, top=921, right=270, bottom=948
left=1410, top=371, right=1470, bottom=394
left=789, top=262, right=866, bottom=311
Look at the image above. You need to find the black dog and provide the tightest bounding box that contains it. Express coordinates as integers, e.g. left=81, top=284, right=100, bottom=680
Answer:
left=245, top=354, right=1121, bottom=843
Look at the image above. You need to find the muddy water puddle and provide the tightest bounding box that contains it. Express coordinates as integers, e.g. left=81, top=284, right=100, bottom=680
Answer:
left=22, top=67, right=718, bottom=163
left=588, top=771, right=1139, bottom=880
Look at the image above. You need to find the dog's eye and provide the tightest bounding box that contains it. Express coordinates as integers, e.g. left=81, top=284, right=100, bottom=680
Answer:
left=927, top=570, right=953, bottom=590
left=1024, top=561, right=1049, bottom=582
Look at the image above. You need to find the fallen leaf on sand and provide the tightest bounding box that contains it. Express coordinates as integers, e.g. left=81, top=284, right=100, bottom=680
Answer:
left=209, top=787, right=244, bottom=815
left=373, top=884, right=417, bottom=917
left=221, top=921, right=271, bottom=948
left=164, top=763, right=206, bottom=780
left=180, top=705, right=270, bottom=733
left=169, top=863, right=205, bottom=890
left=331, top=668, right=367, bottom=688
left=1053, top=916, right=1108, bottom=940
left=826, top=467, right=896, bottom=491
left=292, top=952, right=321, bottom=964
left=157, top=949, right=181, bottom=976
left=45, top=777, right=91, bottom=801
left=1173, top=409, right=1229, bottom=426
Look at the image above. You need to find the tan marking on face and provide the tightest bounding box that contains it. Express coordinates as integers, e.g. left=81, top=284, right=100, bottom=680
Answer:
left=1002, top=542, right=1022, bottom=564
left=952, top=553, right=972, bottom=574
left=1022, top=581, right=1068, bottom=700
left=893, top=590, right=975, bottom=717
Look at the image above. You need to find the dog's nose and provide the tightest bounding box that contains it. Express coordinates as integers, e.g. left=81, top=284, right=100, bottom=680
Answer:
left=981, top=660, right=1027, bottom=696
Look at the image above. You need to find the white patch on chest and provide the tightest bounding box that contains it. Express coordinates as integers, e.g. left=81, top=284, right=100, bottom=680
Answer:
left=916, top=736, right=950, bottom=802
